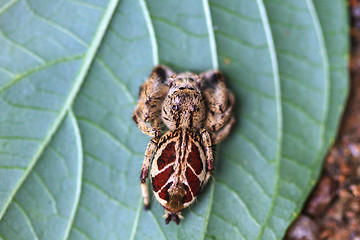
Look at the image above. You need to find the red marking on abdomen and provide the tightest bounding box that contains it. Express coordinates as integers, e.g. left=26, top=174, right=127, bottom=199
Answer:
left=185, top=167, right=200, bottom=197
left=157, top=142, right=176, bottom=170
left=182, top=184, right=193, bottom=203
left=158, top=181, right=172, bottom=201
left=152, top=166, right=174, bottom=192
left=188, top=143, right=203, bottom=174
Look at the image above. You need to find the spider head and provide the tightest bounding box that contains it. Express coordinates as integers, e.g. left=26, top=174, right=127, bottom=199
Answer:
left=167, top=72, right=201, bottom=90
left=162, top=73, right=206, bottom=130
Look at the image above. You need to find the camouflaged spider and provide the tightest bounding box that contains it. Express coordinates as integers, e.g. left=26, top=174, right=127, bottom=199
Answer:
left=132, top=65, right=235, bottom=224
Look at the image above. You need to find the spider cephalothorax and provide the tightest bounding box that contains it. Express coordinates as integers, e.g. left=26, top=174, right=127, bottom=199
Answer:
left=162, top=73, right=206, bottom=130
left=132, top=65, right=235, bottom=224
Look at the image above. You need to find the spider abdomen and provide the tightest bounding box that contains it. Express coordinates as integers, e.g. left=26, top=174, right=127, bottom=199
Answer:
left=150, top=129, right=207, bottom=213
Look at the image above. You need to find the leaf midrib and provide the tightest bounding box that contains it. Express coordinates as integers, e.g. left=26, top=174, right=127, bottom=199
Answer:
left=130, top=0, right=219, bottom=238
left=200, top=0, right=219, bottom=238
left=304, top=0, right=330, bottom=166
left=0, top=0, right=121, bottom=220
left=63, top=111, right=83, bottom=240
left=130, top=0, right=159, bottom=239
left=254, top=0, right=282, bottom=239
left=256, top=0, right=330, bottom=238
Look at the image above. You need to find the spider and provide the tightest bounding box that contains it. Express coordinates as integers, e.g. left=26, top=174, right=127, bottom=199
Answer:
left=132, top=65, right=235, bottom=224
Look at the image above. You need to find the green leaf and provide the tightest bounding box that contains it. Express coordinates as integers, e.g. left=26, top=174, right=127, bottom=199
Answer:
left=0, top=112, right=82, bottom=239
left=0, top=0, right=348, bottom=239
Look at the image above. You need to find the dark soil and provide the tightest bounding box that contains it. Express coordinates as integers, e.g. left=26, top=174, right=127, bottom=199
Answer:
left=285, top=2, right=360, bottom=240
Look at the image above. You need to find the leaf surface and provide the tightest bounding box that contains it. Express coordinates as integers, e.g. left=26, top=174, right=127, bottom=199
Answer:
left=0, top=112, right=82, bottom=240
left=0, top=0, right=348, bottom=239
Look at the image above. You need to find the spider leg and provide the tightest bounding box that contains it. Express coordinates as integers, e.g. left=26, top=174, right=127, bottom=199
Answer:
left=200, top=70, right=235, bottom=144
left=204, top=90, right=235, bottom=132
left=140, top=137, right=158, bottom=209
left=211, top=116, right=235, bottom=145
left=200, top=129, right=214, bottom=184
left=132, top=65, right=174, bottom=137
left=132, top=110, right=159, bottom=137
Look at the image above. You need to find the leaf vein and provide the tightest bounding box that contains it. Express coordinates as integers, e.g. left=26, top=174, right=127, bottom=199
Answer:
left=129, top=198, right=143, bottom=240
left=305, top=0, right=330, bottom=180
left=80, top=92, right=127, bottom=126
left=201, top=180, right=215, bottom=240
left=242, top=115, right=276, bottom=143
left=210, top=2, right=261, bottom=23
left=212, top=212, right=245, bottom=240
left=13, top=200, right=39, bottom=240
left=83, top=180, right=134, bottom=211
left=66, top=0, right=105, bottom=11
left=33, top=171, right=59, bottom=214
left=282, top=98, right=322, bottom=125
left=0, top=0, right=19, bottom=14
left=282, top=155, right=312, bottom=171
left=202, top=0, right=218, bottom=69
left=216, top=31, right=268, bottom=50
left=0, top=54, right=84, bottom=95
left=216, top=179, right=261, bottom=227
left=85, top=152, right=124, bottom=177
left=0, top=0, right=121, bottom=219
left=0, top=66, right=15, bottom=77
left=0, top=136, right=42, bottom=141
left=0, top=28, right=45, bottom=64
left=221, top=151, right=271, bottom=199
left=77, top=116, right=134, bottom=155
left=24, top=0, right=88, bottom=47
left=0, top=165, right=26, bottom=170
left=63, top=110, right=83, bottom=240
left=148, top=210, right=168, bottom=240
left=96, top=57, right=136, bottom=102
left=283, top=131, right=315, bottom=150
left=281, top=72, right=322, bottom=92
left=277, top=48, right=323, bottom=68
left=71, top=226, right=92, bottom=240
left=254, top=0, right=283, bottom=239
left=152, top=16, right=208, bottom=38
left=278, top=179, right=303, bottom=197
left=139, top=0, right=159, bottom=65
left=78, top=205, right=109, bottom=231
left=1, top=95, right=58, bottom=113
left=236, top=130, right=270, bottom=165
